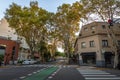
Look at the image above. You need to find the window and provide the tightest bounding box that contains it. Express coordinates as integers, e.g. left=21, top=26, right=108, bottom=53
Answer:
left=84, top=28, right=88, bottom=31
left=102, top=40, right=108, bottom=47
left=118, top=40, right=120, bottom=46
left=90, top=41, right=95, bottom=47
left=81, top=42, right=86, bottom=48
left=102, top=25, right=106, bottom=29
left=91, top=26, right=95, bottom=30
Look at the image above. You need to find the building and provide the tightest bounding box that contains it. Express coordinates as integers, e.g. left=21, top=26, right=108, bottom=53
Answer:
left=0, top=18, right=29, bottom=61
left=74, top=22, right=120, bottom=67
left=0, top=36, right=20, bottom=64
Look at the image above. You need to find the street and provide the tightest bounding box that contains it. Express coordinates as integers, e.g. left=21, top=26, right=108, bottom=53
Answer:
left=0, top=59, right=120, bottom=80
left=0, top=65, right=46, bottom=80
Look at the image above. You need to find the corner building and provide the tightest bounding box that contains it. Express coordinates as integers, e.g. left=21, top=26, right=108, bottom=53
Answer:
left=74, top=22, right=120, bottom=67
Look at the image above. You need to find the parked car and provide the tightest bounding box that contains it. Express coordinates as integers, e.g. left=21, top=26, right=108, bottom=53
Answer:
left=22, top=59, right=36, bottom=64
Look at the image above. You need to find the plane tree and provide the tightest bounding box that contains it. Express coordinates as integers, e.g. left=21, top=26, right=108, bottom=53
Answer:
left=52, top=3, right=88, bottom=63
left=5, top=1, right=52, bottom=58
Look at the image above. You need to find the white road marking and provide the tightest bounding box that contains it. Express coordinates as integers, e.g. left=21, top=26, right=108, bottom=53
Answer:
left=78, top=69, right=120, bottom=80
left=85, top=77, right=120, bottom=80
left=81, top=73, right=110, bottom=74
left=19, top=76, right=26, bottom=79
left=48, top=76, right=52, bottom=79
left=28, top=74, right=32, bottom=76
left=83, top=74, right=116, bottom=77
left=33, top=72, right=37, bottom=74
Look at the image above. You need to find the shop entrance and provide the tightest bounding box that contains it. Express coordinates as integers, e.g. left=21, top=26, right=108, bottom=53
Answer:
left=104, top=52, right=114, bottom=67
left=81, top=52, right=96, bottom=65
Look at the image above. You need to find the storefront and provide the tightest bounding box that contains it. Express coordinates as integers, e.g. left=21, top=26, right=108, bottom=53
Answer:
left=81, top=52, right=96, bottom=65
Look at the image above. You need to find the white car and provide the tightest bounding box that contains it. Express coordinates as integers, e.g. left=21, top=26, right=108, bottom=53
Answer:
left=22, top=59, right=36, bottom=64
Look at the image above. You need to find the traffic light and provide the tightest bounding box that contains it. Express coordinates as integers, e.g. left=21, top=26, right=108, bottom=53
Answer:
left=108, top=19, right=113, bottom=26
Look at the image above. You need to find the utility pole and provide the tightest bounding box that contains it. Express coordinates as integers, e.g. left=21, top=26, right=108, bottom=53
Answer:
left=107, top=18, right=120, bottom=68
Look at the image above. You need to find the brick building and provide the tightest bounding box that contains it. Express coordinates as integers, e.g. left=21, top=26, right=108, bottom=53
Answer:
left=0, top=18, right=29, bottom=61
left=0, top=36, right=20, bottom=64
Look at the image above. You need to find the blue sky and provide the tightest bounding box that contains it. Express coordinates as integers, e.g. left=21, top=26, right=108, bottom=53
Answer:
left=0, top=0, right=79, bottom=19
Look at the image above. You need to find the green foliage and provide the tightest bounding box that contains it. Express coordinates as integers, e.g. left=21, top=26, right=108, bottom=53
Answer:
left=80, top=0, right=120, bottom=21
left=5, top=1, right=52, bottom=56
left=44, top=51, right=51, bottom=62
left=55, top=51, right=65, bottom=57
left=52, top=3, right=85, bottom=56
left=5, top=1, right=94, bottom=60
left=17, top=59, right=23, bottom=64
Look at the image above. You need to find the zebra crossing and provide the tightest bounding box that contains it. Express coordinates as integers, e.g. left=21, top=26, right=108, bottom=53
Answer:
left=78, top=69, right=120, bottom=80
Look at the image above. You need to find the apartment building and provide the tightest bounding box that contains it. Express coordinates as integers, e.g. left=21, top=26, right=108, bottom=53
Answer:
left=74, top=22, right=120, bottom=67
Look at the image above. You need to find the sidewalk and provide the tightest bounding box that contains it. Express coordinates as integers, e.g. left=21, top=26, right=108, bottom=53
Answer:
left=0, top=64, right=20, bottom=68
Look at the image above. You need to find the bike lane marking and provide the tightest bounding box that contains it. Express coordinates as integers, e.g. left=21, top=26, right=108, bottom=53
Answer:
left=23, top=67, right=58, bottom=80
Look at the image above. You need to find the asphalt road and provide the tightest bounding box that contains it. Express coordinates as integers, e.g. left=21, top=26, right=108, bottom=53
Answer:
left=48, top=67, right=85, bottom=80
left=0, top=65, right=46, bottom=80
left=1, top=58, right=120, bottom=80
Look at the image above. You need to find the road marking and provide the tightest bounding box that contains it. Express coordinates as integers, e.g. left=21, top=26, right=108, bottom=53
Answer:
left=48, top=76, right=53, bottom=79
left=81, top=73, right=110, bottom=74
left=54, top=72, right=57, bottom=74
left=78, top=69, right=120, bottom=80
left=83, top=74, right=116, bottom=77
left=19, top=76, right=26, bottom=79
left=28, top=74, right=32, bottom=76
left=85, top=77, right=120, bottom=80
left=33, top=72, right=37, bottom=74
left=51, top=73, right=55, bottom=76
left=37, top=70, right=40, bottom=72
left=63, top=66, right=66, bottom=68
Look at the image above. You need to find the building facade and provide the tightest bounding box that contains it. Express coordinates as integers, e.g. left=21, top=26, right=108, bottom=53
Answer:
left=0, top=18, right=29, bottom=61
left=0, top=36, right=20, bottom=64
left=74, top=22, right=120, bottom=67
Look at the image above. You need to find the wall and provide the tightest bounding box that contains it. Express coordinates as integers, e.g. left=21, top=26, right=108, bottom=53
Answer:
left=0, top=38, right=20, bottom=64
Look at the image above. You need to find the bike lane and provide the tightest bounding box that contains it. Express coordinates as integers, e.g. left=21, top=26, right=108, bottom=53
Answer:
left=23, top=67, right=58, bottom=80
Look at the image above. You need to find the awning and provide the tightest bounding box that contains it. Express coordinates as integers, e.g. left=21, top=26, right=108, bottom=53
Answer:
left=81, top=52, right=96, bottom=56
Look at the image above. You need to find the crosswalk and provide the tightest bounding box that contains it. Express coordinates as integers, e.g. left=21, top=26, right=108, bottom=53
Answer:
left=78, top=69, right=120, bottom=80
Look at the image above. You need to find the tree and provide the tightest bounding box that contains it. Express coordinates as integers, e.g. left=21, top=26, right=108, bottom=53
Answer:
left=80, top=0, right=120, bottom=21
left=5, top=1, right=51, bottom=58
left=80, top=0, right=120, bottom=68
left=46, top=13, right=62, bottom=60
left=52, top=3, right=84, bottom=63
left=37, top=40, right=48, bottom=62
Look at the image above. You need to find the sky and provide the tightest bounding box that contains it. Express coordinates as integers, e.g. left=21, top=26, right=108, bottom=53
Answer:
left=0, top=0, right=79, bottom=20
